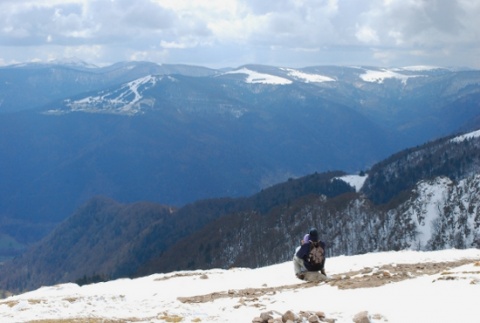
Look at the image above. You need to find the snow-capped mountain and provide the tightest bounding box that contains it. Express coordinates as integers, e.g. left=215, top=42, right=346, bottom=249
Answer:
left=1, top=61, right=480, bottom=274
left=36, top=63, right=479, bottom=119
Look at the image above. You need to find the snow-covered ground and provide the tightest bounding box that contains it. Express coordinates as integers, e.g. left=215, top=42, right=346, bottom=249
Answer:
left=1, top=249, right=480, bottom=322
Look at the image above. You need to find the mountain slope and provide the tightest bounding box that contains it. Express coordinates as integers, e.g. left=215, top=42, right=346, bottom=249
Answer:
left=0, top=74, right=388, bottom=241
left=1, top=63, right=480, bottom=262
left=3, top=130, right=480, bottom=293
left=0, top=197, right=176, bottom=292
left=137, top=129, right=480, bottom=274
left=0, top=61, right=217, bottom=113
left=0, top=172, right=354, bottom=293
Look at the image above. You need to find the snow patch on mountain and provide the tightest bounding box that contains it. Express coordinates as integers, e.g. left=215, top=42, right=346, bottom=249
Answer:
left=336, top=174, right=367, bottom=192
left=360, top=68, right=422, bottom=84
left=281, top=68, right=335, bottom=83
left=225, top=68, right=292, bottom=85
left=402, top=174, right=480, bottom=250
left=451, top=129, right=480, bottom=142
left=45, top=75, right=161, bottom=115
left=408, top=177, right=451, bottom=248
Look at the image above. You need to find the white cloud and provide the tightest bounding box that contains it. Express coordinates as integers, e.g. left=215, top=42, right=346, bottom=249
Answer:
left=355, top=25, right=379, bottom=44
left=160, top=40, right=196, bottom=49
left=0, top=0, right=479, bottom=68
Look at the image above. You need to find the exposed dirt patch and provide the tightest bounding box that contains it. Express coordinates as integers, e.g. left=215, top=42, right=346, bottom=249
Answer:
left=178, top=281, right=316, bottom=304
left=178, top=259, right=480, bottom=304
left=329, top=258, right=476, bottom=289
left=154, top=272, right=209, bottom=281
left=0, top=300, right=18, bottom=308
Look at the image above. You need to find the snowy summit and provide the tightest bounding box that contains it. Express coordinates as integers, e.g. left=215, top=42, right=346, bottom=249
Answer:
left=1, top=249, right=480, bottom=323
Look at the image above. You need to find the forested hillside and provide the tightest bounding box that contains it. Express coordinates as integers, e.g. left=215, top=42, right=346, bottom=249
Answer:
left=2, top=131, right=480, bottom=294
left=139, top=131, right=480, bottom=273
left=0, top=172, right=353, bottom=293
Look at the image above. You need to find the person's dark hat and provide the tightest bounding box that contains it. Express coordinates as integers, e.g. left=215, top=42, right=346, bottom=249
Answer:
left=309, top=228, right=319, bottom=242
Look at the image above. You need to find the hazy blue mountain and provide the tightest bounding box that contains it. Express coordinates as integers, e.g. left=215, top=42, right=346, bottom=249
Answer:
left=0, top=61, right=217, bottom=113
left=0, top=62, right=479, bottom=257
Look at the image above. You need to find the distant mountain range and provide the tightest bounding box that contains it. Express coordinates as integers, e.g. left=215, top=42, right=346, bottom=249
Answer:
left=1, top=128, right=480, bottom=294
left=0, top=61, right=479, bottom=262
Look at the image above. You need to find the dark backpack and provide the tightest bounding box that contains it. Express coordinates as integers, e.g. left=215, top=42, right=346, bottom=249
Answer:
left=307, top=241, right=324, bottom=266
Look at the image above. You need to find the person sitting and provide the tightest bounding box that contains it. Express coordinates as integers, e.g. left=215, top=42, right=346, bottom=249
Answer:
left=293, top=228, right=327, bottom=280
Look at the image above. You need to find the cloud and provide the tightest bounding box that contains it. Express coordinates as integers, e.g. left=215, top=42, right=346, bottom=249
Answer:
left=356, top=25, right=380, bottom=44
left=0, top=0, right=479, bottom=68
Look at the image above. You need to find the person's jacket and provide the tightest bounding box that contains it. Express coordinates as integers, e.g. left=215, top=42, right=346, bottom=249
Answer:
left=296, top=240, right=326, bottom=272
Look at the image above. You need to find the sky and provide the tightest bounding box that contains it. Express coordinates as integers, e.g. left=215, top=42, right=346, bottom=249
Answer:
left=1, top=0, right=479, bottom=69
left=1, top=248, right=480, bottom=322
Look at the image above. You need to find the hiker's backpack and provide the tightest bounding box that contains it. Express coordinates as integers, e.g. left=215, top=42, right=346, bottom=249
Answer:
left=307, top=241, right=324, bottom=267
